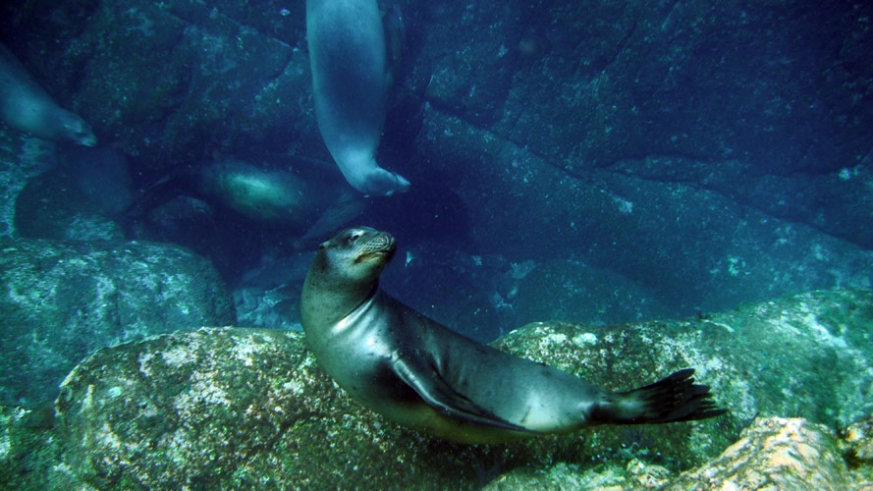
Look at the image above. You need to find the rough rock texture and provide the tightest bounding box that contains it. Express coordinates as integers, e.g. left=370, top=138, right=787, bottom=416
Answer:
left=57, top=328, right=509, bottom=491
left=0, top=404, right=90, bottom=491
left=663, top=417, right=851, bottom=491
left=496, top=288, right=873, bottom=429
left=17, top=288, right=864, bottom=490
left=0, top=238, right=235, bottom=407
left=481, top=458, right=674, bottom=491
left=485, top=417, right=862, bottom=491
left=0, top=133, right=56, bottom=238
left=53, top=324, right=729, bottom=490
left=1, top=0, right=870, bottom=328
left=14, top=165, right=124, bottom=242
left=844, top=415, right=873, bottom=488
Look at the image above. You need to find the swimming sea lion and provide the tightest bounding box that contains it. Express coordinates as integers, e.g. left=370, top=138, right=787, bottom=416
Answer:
left=306, top=0, right=410, bottom=196
left=301, top=227, right=726, bottom=444
left=0, top=43, right=96, bottom=147
left=123, top=159, right=367, bottom=244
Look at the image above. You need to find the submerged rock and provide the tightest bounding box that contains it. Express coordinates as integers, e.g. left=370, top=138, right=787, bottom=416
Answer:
left=41, top=288, right=873, bottom=490
left=843, top=415, right=873, bottom=487
left=486, top=417, right=867, bottom=491
left=0, top=239, right=235, bottom=407
left=56, top=328, right=494, bottom=490
left=665, top=417, right=851, bottom=490
left=0, top=403, right=89, bottom=491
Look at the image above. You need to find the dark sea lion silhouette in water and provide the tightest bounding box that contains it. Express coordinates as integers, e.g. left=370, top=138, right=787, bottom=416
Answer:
left=123, top=159, right=366, bottom=240
left=301, top=227, right=726, bottom=444
left=306, top=0, right=410, bottom=196
left=0, top=43, right=96, bottom=147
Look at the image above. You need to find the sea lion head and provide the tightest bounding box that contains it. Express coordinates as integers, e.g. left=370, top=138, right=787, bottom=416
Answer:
left=316, top=226, right=396, bottom=284
left=302, top=226, right=395, bottom=329
left=58, top=111, right=97, bottom=147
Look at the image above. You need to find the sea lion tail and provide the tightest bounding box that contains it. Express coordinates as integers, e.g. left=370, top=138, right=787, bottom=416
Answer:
left=590, top=368, right=727, bottom=425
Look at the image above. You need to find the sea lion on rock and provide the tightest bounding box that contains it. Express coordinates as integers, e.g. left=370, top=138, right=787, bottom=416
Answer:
left=301, top=227, right=726, bottom=444
left=306, top=0, right=410, bottom=196
left=0, top=43, right=96, bottom=147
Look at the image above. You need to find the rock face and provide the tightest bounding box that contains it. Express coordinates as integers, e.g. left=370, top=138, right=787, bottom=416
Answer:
left=844, top=416, right=873, bottom=488
left=0, top=239, right=235, bottom=407
left=1, top=0, right=871, bottom=327
left=496, top=289, right=873, bottom=430
left=10, top=288, right=863, bottom=490
left=56, top=325, right=731, bottom=490
left=664, top=417, right=852, bottom=491
left=0, top=0, right=871, bottom=485
left=57, top=328, right=498, bottom=491
left=484, top=417, right=869, bottom=491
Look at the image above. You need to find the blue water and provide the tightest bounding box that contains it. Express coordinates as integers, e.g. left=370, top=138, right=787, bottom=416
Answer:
left=0, top=1, right=871, bottom=488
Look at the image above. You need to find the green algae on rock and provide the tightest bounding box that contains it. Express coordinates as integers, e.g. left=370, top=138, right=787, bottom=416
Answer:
left=45, top=289, right=873, bottom=490
left=663, top=417, right=853, bottom=491
left=0, top=238, right=235, bottom=408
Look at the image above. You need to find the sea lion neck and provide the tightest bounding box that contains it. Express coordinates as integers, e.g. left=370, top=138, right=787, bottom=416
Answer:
left=301, top=248, right=381, bottom=329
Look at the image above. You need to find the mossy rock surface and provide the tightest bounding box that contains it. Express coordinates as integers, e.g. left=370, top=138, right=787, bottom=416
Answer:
left=48, top=289, right=873, bottom=490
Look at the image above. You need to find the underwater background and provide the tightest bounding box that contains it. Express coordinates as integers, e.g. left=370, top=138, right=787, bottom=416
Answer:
left=1, top=0, right=872, bottom=489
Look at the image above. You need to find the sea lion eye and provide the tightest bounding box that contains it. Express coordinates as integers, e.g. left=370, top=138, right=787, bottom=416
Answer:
left=347, top=232, right=361, bottom=243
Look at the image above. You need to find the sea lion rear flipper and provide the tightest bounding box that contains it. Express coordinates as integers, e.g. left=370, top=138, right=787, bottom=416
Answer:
left=391, top=350, right=531, bottom=432
left=589, top=368, right=728, bottom=425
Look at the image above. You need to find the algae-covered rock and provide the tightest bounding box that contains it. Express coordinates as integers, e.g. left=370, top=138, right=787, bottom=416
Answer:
left=56, top=328, right=497, bottom=490
left=663, top=417, right=852, bottom=491
left=53, top=326, right=731, bottom=490
left=497, top=289, right=873, bottom=430
left=843, top=414, right=873, bottom=488
left=485, top=417, right=872, bottom=490
left=0, top=404, right=93, bottom=491
left=48, top=289, right=873, bottom=490
left=0, top=239, right=235, bottom=407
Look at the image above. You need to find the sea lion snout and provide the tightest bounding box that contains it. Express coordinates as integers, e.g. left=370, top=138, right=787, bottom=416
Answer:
left=358, top=230, right=395, bottom=254
left=323, top=227, right=396, bottom=265
left=351, top=227, right=396, bottom=263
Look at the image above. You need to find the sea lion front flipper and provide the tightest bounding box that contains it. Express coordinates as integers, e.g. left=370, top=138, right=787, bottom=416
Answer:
left=390, top=349, right=531, bottom=432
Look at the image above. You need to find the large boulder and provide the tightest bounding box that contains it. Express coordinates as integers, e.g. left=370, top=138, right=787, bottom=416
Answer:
left=663, top=417, right=852, bottom=491
left=0, top=239, right=235, bottom=407
left=38, top=288, right=873, bottom=490
left=485, top=417, right=865, bottom=490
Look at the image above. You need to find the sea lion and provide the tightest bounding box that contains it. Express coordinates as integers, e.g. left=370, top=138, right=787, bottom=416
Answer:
left=0, top=43, right=96, bottom=147
left=306, top=0, right=410, bottom=196
left=123, top=159, right=367, bottom=244
left=301, top=227, right=726, bottom=444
